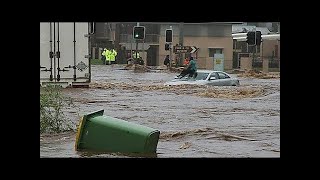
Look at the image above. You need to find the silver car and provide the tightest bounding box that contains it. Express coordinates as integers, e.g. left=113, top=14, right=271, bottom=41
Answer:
left=164, top=70, right=240, bottom=86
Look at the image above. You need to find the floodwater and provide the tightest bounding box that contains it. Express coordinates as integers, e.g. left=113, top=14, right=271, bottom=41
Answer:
left=40, top=65, right=280, bottom=158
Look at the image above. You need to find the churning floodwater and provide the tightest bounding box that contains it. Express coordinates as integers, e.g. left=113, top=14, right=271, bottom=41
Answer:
left=40, top=65, right=280, bottom=158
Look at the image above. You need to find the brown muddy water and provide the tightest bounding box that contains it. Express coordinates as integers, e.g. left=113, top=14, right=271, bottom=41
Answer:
left=40, top=65, right=280, bottom=158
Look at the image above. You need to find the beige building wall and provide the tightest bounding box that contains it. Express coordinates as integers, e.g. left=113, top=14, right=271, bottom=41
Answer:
left=158, top=36, right=180, bottom=66
left=158, top=36, right=233, bottom=70
left=278, top=40, right=280, bottom=58
left=260, top=39, right=280, bottom=58
left=263, top=57, right=269, bottom=73
left=184, top=37, right=233, bottom=70
left=240, top=57, right=252, bottom=70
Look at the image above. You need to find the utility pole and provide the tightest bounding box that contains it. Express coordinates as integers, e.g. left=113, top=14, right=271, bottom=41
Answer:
left=169, top=47, right=172, bottom=68
left=179, top=22, right=184, bottom=65
left=143, top=39, right=145, bottom=66
left=253, top=27, right=256, bottom=69
left=114, top=23, right=121, bottom=63
left=130, top=24, right=133, bottom=59
left=135, top=40, right=138, bottom=61
left=135, top=23, right=139, bottom=61
left=169, top=26, right=172, bottom=68
left=135, top=22, right=139, bottom=63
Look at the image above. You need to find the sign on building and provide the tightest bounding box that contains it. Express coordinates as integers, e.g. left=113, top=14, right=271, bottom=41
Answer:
left=213, top=54, right=224, bottom=71
left=173, top=46, right=198, bottom=54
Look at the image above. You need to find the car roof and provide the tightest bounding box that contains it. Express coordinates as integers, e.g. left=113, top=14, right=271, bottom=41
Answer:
left=197, top=69, right=226, bottom=73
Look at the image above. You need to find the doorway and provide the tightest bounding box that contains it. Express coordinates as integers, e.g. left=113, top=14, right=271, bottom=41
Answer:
left=146, top=45, right=158, bottom=66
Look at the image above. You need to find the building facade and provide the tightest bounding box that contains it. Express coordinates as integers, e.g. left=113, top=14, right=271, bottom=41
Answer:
left=92, top=22, right=240, bottom=70
left=158, top=23, right=235, bottom=70
left=232, top=24, right=280, bottom=70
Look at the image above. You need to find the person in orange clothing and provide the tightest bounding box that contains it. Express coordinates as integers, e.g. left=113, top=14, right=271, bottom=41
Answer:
left=183, top=57, right=190, bottom=66
left=176, top=57, right=190, bottom=79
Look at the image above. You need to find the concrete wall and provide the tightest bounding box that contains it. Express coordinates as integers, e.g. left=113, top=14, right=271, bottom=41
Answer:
left=158, top=36, right=233, bottom=69
left=183, top=24, right=231, bottom=37
left=158, top=36, right=180, bottom=66
left=278, top=40, right=280, bottom=58
left=261, top=39, right=280, bottom=58
left=263, top=58, right=269, bottom=73
left=240, top=57, right=252, bottom=70
left=184, top=37, right=233, bottom=70
left=158, top=23, right=233, bottom=70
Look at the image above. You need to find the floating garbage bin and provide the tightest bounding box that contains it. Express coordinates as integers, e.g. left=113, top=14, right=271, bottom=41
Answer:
left=75, top=110, right=160, bottom=154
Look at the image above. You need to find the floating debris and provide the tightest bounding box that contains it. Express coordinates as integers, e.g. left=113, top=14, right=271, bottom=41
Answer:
left=89, top=82, right=265, bottom=99
left=179, top=142, right=192, bottom=149
left=160, top=128, right=215, bottom=140
left=237, top=70, right=280, bottom=79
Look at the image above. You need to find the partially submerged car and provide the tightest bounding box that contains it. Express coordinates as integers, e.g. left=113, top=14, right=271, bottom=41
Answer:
left=164, top=70, right=240, bottom=86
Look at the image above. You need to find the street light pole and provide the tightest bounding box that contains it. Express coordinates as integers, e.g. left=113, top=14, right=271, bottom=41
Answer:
left=253, top=27, right=256, bottom=69
left=169, top=43, right=172, bottom=68
left=169, top=26, right=172, bottom=69
left=135, top=22, right=139, bottom=63
left=179, top=22, right=184, bottom=66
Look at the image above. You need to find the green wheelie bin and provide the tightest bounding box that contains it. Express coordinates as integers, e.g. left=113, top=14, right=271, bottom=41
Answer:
left=75, top=110, right=160, bottom=154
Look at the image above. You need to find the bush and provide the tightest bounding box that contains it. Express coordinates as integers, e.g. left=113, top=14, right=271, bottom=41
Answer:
left=40, top=85, right=76, bottom=134
left=91, top=59, right=105, bottom=65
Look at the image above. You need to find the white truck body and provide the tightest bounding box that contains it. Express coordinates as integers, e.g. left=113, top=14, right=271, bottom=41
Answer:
left=40, top=22, right=92, bottom=87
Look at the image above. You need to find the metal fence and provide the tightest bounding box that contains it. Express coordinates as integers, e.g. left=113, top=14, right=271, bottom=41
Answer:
left=252, top=57, right=280, bottom=68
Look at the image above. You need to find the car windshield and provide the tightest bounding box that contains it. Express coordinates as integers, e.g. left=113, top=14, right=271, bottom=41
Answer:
left=195, top=72, right=209, bottom=80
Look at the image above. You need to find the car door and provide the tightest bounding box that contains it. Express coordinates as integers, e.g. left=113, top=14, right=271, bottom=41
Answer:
left=216, top=72, right=232, bottom=86
left=207, top=72, right=221, bottom=86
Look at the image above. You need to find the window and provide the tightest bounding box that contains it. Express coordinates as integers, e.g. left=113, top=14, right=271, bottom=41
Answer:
left=217, top=72, right=230, bottom=79
left=209, top=73, right=217, bottom=80
left=209, top=48, right=223, bottom=57
left=239, top=41, right=247, bottom=52
left=195, top=73, right=209, bottom=80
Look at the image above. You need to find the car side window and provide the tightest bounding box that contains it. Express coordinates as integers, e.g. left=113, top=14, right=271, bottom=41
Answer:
left=202, top=73, right=209, bottom=80
left=195, top=73, right=209, bottom=80
left=217, top=72, right=230, bottom=79
left=209, top=73, right=217, bottom=80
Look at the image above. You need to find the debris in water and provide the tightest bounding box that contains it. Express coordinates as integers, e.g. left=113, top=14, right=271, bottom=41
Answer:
left=179, top=142, right=192, bottom=149
left=89, top=82, right=265, bottom=99
left=237, top=70, right=280, bottom=79
left=215, top=132, right=257, bottom=141
left=160, top=128, right=215, bottom=140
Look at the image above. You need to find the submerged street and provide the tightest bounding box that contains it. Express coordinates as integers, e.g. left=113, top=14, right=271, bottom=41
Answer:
left=40, top=65, right=280, bottom=158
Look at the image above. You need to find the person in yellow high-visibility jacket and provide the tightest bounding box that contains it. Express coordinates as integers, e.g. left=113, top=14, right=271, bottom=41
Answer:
left=102, top=48, right=111, bottom=65
left=107, top=49, right=112, bottom=65
left=110, top=49, right=117, bottom=63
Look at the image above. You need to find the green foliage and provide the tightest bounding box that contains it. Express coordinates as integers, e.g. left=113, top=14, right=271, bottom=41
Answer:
left=40, top=85, right=76, bottom=133
left=91, top=59, right=105, bottom=65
